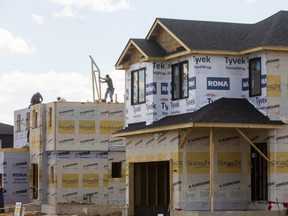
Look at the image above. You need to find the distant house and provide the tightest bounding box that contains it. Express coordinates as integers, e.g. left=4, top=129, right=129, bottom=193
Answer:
left=0, top=123, right=13, bottom=148
left=114, top=11, right=288, bottom=215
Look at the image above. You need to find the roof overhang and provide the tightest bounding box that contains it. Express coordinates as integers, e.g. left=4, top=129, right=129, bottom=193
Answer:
left=113, top=122, right=284, bottom=137
left=115, top=39, right=149, bottom=70
left=116, top=44, right=288, bottom=70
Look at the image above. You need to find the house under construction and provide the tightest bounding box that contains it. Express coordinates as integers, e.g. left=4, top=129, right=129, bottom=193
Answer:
left=11, top=101, right=126, bottom=215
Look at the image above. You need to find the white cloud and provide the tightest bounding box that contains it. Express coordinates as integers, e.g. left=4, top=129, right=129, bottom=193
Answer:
left=0, top=29, right=36, bottom=54
left=50, top=0, right=134, bottom=12
left=0, top=70, right=91, bottom=100
left=0, top=69, right=125, bottom=125
left=0, top=114, right=14, bottom=126
left=31, top=14, right=45, bottom=25
left=53, top=6, right=85, bottom=18
left=245, top=0, right=257, bottom=4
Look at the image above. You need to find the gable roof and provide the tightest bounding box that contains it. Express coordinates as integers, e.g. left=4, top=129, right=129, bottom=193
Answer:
left=113, top=98, right=284, bottom=137
left=116, top=10, right=288, bottom=69
left=0, top=123, right=13, bottom=135
left=153, top=18, right=250, bottom=52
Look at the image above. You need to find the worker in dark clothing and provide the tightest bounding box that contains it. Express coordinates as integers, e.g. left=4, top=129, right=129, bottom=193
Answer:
left=30, top=92, right=43, bottom=107
left=100, top=74, right=114, bottom=102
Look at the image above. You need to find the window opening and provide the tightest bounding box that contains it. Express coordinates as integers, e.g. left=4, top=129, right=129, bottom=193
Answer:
left=48, top=107, right=52, bottom=128
left=16, top=114, right=21, bottom=132
left=112, top=162, right=122, bottom=178
left=26, top=112, right=30, bottom=130
left=32, top=110, right=38, bottom=128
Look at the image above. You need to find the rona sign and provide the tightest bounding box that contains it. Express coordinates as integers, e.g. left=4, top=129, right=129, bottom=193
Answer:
left=207, top=77, right=230, bottom=90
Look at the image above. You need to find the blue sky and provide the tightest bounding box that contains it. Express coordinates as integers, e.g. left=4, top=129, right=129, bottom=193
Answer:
left=0, top=0, right=287, bottom=125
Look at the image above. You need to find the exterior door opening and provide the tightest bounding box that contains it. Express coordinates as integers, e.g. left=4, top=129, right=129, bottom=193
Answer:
left=251, top=143, right=267, bottom=201
left=134, top=161, right=170, bottom=216
left=32, top=163, right=38, bottom=199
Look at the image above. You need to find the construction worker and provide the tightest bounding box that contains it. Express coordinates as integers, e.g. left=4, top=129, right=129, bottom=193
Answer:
left=100, top=74, right=114, bottom=102
left=57, top=97, right=67, bottom=102
left=29, top=92, right=43, bottom=107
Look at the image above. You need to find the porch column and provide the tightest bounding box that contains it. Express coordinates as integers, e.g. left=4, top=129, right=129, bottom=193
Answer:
left=209, top=128, right=214, bottom=212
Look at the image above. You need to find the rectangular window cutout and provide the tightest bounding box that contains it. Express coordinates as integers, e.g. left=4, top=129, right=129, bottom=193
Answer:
left=17, top=114, right=21, bottom=132
left=50, top=166, right=55, bottom=184
left=26, top=112, right=30, bottom=130
left=112, top=162, right=122, bottom=178
left=172, top=61, right=189, bottom=100
left=48, top=107, right=52, bottom=128
left=249, top=57, right=261, bottom=97
left=131, top=68, right=146, bottom=105
left=32, top=110, right=38, bottom=128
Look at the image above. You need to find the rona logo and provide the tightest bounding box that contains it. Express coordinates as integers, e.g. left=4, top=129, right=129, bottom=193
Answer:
left=207, top=77, right=230, bottom=90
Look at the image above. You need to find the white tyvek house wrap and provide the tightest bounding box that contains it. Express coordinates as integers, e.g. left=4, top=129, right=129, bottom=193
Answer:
left=14, top=108, right=30, bottom=148
left=46, top=150, right=126, bottom=205
left=125, top=54, right=268, bottom=126
left=123, top=51, right=288, bottom=211
left=125, top=127, right=286, bottom=211
left=0, top=152, right=30, bottom=204
left=45, top=102, right=125, bottom=151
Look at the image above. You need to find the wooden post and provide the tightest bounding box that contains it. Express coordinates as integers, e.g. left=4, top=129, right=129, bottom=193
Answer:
left=89, top=55, right=101, bottom=102
left=169, top=159, right=173, bottom=212
left=209, top=128, right=214, bottom=212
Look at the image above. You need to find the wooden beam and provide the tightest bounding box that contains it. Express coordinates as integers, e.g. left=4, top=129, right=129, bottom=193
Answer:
left=236, top=128, right=271, bottom=162
left=209, top=128, right=214, bottom=212
left=112, top=122, right=194, bottom=137
left=194, top=123, right=283, bottom=129
left=113, top=122, right=283, bottom=138
left=179, top=128, right=192, bottom=148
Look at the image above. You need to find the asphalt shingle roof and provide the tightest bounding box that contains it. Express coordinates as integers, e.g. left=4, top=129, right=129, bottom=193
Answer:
left=156, top=18, right=250, bottom=52
left=134, top=10, right=288, bottom=55
left=132, top=39, right=167, bottom=57
left=114, top=98, right=284, bottom=135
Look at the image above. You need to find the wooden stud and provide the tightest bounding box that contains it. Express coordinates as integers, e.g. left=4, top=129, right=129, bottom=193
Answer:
left=179, top=128, right=192, bottom=148
left=209, top=128, right=214, bottom=212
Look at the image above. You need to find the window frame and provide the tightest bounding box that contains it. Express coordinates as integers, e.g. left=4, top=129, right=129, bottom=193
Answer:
left=131, top=68, right=146, bottom=105
left=249, top=57, right=262, bottom=97
left=171, top=61, right=189, bottom=100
